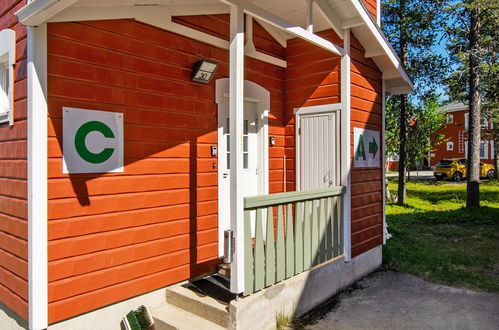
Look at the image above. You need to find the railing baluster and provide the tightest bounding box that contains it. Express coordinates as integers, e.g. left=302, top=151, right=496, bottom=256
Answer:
left=294, top=202, right=303, bottom=274
left=254, top=208, right=265, bottom=291
left=276, top=205, right=285, bottom=282
left=338, top=195, right=344, bottom=255
left=303, top=201, right=312, bottom=269
left=311, top=200, right=319, bottom=266
left=332, top=196, right=339, bottom=256
left=319, top=198, right=326, bottom=263
left=285, top=203, right=294, bottom=278
left=326, top=197, right=333, bottom=260
left=243, top=210, right=254, bottom=295
left=265, top=206, right=276, bottom=287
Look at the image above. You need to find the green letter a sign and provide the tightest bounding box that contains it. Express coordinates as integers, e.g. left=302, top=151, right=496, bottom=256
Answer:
left=355, top=134, right=366, bottom=160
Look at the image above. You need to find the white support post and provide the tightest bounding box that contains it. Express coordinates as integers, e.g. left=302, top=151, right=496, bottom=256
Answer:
left=381, top=80, right=387, bottom=244
left=340, top=29, right=351, bottom=261
left=27, top=24, right=48, bottom=330
left=229, top=4, right=245, bottom=294
left=306, top=0, right=314, bottom=32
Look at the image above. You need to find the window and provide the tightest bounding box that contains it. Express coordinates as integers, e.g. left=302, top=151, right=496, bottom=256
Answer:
left=447, top=114, right=453, bottom=124
left=480, top=142, right=488, bottom=159
left=447, top=141, right=454, bottom=151
left=464, top=113, right=469, bottom=131
left=0, top=29, right=15, bottom=125
left=480, top=117, right=488, bottom=129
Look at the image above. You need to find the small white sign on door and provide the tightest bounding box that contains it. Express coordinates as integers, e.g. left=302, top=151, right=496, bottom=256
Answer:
left=63, top=107, right=124, bottom=174
left=353, top=127, right=380, bottom=168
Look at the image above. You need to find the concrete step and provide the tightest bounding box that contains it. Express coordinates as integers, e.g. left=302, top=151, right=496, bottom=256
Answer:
left=165, top=281, right=230, bottom=328
left=151, top=304, right=226, bottom=330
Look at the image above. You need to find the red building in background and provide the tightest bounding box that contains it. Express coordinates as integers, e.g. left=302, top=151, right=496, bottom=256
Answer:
left=430, top=102, right=494, bottom=166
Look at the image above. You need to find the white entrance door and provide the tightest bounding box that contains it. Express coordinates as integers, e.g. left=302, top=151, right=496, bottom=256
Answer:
left=297, top=107, right=339, bottom=190
left=217, top=98, right=267, bottom=256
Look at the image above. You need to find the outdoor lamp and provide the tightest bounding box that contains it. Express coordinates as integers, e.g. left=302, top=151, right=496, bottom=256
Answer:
left=192, top=60, right=218, bottom=83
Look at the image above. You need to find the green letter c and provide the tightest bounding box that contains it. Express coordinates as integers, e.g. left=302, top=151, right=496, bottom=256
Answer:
left=74, top=121, right=115, bottom=164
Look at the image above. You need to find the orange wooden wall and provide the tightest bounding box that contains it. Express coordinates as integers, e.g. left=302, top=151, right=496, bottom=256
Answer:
left=46, top=17, right=285, bottom=323
left=362, top=0, right=378, bottom=21
left=0, top=0, right=28, bottom=321
left=349, top=35, right=384, bottom=257
left=285, top=31, right=383, bottom=258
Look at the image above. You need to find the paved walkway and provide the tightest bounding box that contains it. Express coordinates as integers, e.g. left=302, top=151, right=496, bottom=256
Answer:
left=305, top=271, right=499, bottom=330
left=386, top=170, right=434, bottom=178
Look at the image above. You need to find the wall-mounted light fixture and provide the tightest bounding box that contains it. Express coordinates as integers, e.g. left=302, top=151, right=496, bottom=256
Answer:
left=192, top=60, right=219, bottom=83
left=270, top=136, right=276, bottom=146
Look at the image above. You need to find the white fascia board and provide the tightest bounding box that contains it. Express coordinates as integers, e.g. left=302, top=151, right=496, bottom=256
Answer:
left=314, top=0, right=344, bottom=40
left=220, top=0, right=344, bottom=56
left=27, top=24, right=48, bottom=330
left=346, top=0, right=413, bottom=93
left=15, top=0, right=79, bottom=26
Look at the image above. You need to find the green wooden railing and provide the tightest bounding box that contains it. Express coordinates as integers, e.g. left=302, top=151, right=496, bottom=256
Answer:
left=243, top=186, right=346, bottom=295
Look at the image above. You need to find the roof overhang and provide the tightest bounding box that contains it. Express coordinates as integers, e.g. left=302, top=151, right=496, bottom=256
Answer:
left=16, top=0, right=413, bottom=95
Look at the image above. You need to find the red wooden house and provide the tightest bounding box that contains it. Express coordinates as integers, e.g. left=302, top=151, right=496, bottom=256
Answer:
left=0, top=0, right=411, bottom=329
left=430, top=102, right=495, bottom=166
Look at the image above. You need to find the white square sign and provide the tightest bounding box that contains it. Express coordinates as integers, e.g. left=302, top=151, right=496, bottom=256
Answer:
left=353, top=127, right=380, bottom=168
left=63, top=107, right=124, bottom=174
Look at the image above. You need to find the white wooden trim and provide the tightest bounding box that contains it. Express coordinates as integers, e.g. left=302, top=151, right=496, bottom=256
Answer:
left=0, top=29, right=15, bottom=126
left=15, top=0, right=78, bottom=26
left=228, top=4, right=245, bottom=294
left=306, top=0, right=314, bottom=32
left=245, top=15, right=286, bottom=68
left=295, top=103, right=342, bottom=190
left=340, top=28, right=351, bottom=261
left=294, top=103, right=341, bottom=116
left=314, top=0, right=344, bottom=40
left=377, top=0, right=381, bottom=26
left=219, top=0, right=344, bottom=56
left=381, top=79, right=387, bottom=244
left=348, top=0, right=412, bottom=91
left=27, top=24, right=48, bottom=330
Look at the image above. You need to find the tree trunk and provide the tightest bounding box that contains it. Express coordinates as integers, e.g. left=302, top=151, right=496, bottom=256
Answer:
left=494, top=128, right=499, bottom=180
left=466, top=6, right=481, bottom=207
left=397, top=0, right=408, bottom=205
left=397, top=95, right=408, bottom=205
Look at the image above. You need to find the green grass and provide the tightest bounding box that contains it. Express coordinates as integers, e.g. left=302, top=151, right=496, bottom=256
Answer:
left=384, top=178, right=499, bottom=292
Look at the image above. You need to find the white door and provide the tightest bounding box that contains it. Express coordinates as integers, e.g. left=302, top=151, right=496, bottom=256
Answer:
left=298, top=111, right=338, bottom=190
left=218, top=99, right=262, bottom=256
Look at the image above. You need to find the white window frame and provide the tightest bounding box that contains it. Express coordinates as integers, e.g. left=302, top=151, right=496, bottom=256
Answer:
left=447, top=114, right=453, bottom=124
left=480, top=141, right=488, bottom=159
left=480, top=117, right=488, bottom=129
left=447, top=141, right=454, bottom=151
left=0, top=29, right=16, bottom=125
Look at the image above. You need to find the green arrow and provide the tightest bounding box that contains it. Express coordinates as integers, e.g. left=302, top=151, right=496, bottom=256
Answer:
left=369, top=137, right=378, bottom=159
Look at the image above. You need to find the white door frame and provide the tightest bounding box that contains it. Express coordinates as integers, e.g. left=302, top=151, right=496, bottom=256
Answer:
left=215, top=78, right=270, bottom=257
left=294, top=103, right=342, bottom=190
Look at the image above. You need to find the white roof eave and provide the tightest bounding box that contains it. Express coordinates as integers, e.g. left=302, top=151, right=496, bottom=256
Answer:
left=328, top=0, right=413, bottom=95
